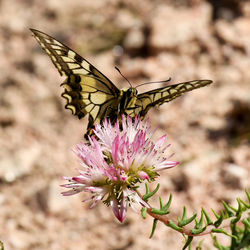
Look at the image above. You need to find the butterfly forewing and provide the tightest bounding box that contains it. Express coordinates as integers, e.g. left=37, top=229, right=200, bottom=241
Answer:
left=30, top=29, right=119, bottom=92
left=130, top=80, right=212, bottom=119
left=30, top=29, right=120, bottom=132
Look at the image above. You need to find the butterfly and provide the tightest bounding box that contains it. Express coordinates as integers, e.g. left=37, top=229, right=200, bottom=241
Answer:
left=30, top=29, right=212, bottom=138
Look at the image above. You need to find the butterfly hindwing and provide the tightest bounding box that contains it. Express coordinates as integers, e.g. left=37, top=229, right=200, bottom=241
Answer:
left=126, top=80, right=212, bottom=119
left=30, top=29, right=120, bottom=132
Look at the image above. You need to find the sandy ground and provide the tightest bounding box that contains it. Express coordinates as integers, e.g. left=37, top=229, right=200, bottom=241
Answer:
left=0, top=0, right=249, bottom=249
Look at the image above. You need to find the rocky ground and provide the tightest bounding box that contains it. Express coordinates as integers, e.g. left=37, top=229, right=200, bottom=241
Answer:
left=0, top=0, right=249, bottom=249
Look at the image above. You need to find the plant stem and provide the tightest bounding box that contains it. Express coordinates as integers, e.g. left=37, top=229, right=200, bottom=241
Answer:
left=136, top=190, right=246, bottom=237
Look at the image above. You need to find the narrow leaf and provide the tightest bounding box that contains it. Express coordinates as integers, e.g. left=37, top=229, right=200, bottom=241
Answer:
left=238, top=198, right=250, bottom=209
left=159, top=197, right=163, bottom=210
left=141, top=207, right=147, bottom=219
left=163, top=193, right=172, bottom=211
left=149, top=219, right=158, bottom=238
left=167, top=220, right=183, bottom=232
left=242, top=218, right=250, bottom=229
left=231, top=213, right=242, bottom=224
left=246, top=189, right=250, bottom=202
left=181, top=207, right=187, bottom=221
left=236, top=198, right=243, bottom=216
left=214, top=213, right=224, bottom=227
left=228, top=204, right=238, bottom=212
left=182, top=236, right=193, bottom=250
left=212, top=209, right=220, bottom=219
left=212, top=228, right=238, bottom=239
left=151, top=208, right=169, bottom=215
left=211, top=234, right=224, bottom=250
left=202, top=208, right=213, bottom=225
left=222, top=201, right=235, bottom=217
left=197, top=240, right=204, bottom=250
left=143, top=184, right=160, bottom=200
left=179, top=213, right=197, bottom=227
left=145, top=183, right=149, bottom=194
left=191, top=227, right=206, bottom=235
left=196, top=212, right=204, bottom=229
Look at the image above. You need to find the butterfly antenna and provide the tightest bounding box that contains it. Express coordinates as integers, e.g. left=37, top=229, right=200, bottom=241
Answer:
left=135, top=77, right=172, bottom=89
left=115, top=66, right=132, bottom=88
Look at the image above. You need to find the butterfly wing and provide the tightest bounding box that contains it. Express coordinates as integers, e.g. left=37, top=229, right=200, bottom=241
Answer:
left=125, top=80, right=212, bottom=119
left=30, top=29, right=120, bottom=133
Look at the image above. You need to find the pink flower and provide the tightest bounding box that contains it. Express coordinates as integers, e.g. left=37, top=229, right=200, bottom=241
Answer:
left=61, top=116, right=178, bottom=222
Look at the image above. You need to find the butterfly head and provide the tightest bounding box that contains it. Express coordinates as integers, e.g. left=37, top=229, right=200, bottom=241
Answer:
left=122, top=87, right=138, bottom=99
left=127, top=87, right=138, bottom=97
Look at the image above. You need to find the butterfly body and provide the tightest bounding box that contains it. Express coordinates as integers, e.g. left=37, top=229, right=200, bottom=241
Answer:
left=118, top=88, right=138, bottom=113
left=30, top=29, right=212, bottom=137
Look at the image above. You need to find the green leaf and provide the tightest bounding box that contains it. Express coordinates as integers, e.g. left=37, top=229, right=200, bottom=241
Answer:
left=214, top=213, right=224, bottom=228
left=212, top=209, right=220, bottom=219
left=151, top=208, right=169, bottom=215
left=178, top=213, right=197, bottom=227
left=191, top=226, right=206, bottom=235
left=231, top=213, right=242, bottom=224
left=141, top=207, right=147, bottom=219
left=236, top=198, right=243, bottom=216
left=212, top=228, right=237, bottom=240
left=238, top=198, right=250, bottom=209
left=182, top=236, right=193, bottom=250
left=167, top=220, right=183, bottom=232
left=197, top=239, right=204, bottom=250
left=202, top=208, right=213, bottom=225
left=228, top=204, right=238, bottom=213
left=159, top=197, right=163, bottom=210
left=145, top=183, right=149, bottom=194
left=242, top=218, right=250, bottom=229
left=196, top=212, right=204, bottom=229
left=181, top=207, right=187, bottom=221
left=211, top=234, right=228, bottom=250
left=149, top=219, right=158, bottom=238
left=245, top=189, right=250, bottom=202
left=163, top=193, right=172, bottom=211
left=222, top=201, right=235, bottom=217
left=143, top=184, right=160, bottom=200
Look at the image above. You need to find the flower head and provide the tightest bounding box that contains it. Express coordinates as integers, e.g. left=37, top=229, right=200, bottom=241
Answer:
left=61, top=116, right=178, bottom=222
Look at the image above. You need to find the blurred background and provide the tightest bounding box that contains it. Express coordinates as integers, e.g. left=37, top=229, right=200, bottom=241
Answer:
left=0, top=0, right=249, bottom=249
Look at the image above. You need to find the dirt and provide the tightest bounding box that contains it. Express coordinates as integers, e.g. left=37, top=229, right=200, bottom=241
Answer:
left=0, top=0, right=249, bottom=249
